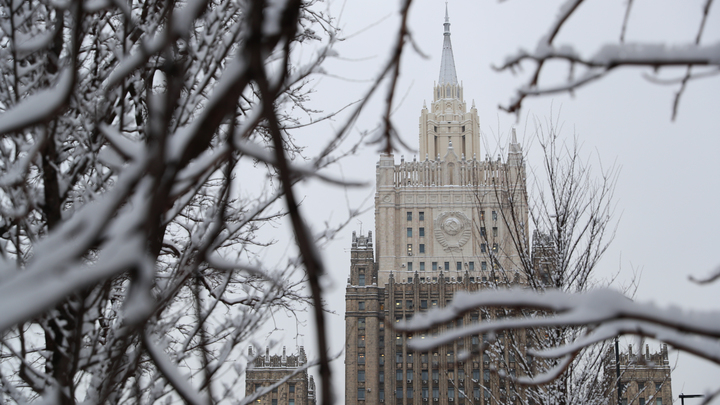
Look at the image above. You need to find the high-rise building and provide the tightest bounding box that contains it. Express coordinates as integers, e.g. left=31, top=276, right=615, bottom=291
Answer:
left=246, top=346, right=316, bottom=405
left=345, top=7, right=532, bottom=405
left=606, top=345, right=673, bottom=405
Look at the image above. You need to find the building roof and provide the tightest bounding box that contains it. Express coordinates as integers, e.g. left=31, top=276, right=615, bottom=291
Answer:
left=438, top=4, right=458, bottom=86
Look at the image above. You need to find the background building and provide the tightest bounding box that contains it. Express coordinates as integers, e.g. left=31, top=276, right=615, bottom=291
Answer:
left=606, top=345, right=673, bottom=405
left=345, top=8, right=534, bottom=405
left=245, top=346, right=316, bottom=405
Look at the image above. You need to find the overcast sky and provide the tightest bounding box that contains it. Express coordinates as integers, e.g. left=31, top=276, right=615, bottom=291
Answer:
left=274, top=1, right=720, bottom=402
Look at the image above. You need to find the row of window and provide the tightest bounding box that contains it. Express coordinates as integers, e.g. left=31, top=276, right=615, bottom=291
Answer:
left=407, top=243, right=499, bottom=257
left=407, top=212, right=426, bottom=221
left=407, top=211, right=499, bottom=222
left=405, top=260, right=493, bottom=271
left=254, top=383, right=296, bottom=393
left=408, top=227, right=498, bottom=240
left=360, top=368, right=510, bottom=385
left=406, top=227, right=426, bottom=237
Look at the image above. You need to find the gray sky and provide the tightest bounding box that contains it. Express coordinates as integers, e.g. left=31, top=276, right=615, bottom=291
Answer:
left=280, top=0, right=720, bottom=402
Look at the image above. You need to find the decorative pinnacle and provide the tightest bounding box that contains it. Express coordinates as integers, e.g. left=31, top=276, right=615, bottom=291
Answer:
left=438, top=3, right=458, bottom=86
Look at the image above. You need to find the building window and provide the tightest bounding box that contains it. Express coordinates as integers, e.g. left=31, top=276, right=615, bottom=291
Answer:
left=406, top=300, right=413, bottom=309
left=472, top=336, right=479, bottom=345
left=379, top=390, right=385, bottom=400
left=419, top=227, right=425, bottom=237
left=396, top=388, right=403, bottom=399
left=380, top=353, right=384, bottom=365
left=289, top=384, right=295, bottom=393
left=358, top=318, right=365, bottom=329
left=407, top=212, right=412, bottom=221
left=655, top=383, right=662, bottom=391
left=407, top=262, right=413, bottom=271
left=358, top=370, right=365, bottom=382
left=433, top=387, right=439, bottom=399
left=419, top=211, right=425, bottom=221
left=379, top=370, right=384, bottom=383
left=358, top=334, right=365, bottom=347
left=358, top=354, right=365, bottom=364
left=481, top=243, right=487, bottom=253
left=493, top=243, right=498, bottom=253
left=656, top=399, right=662, bottom=405
left=432, top=369, right=439, bottom=381
left=444, top=262, right=450, bottom=270
left=407, top=244, right=413, bottom=255
left=483, top=353, right=490, bottom=363
left=469, top=261, right=474, bottom=271
left=423, top=387, right=429, bottom=399
left=357, top=388, right=365, bottom=400
left=462, top=125, right=465, bottom=132
left=432, top=262, right=438, bottom=270
left=420, top=262, right=425, bottom=271
left=481, top=261, right=487, bottom=271
left=358, top=301, right=365, bottom=310
left=272, top=399, right=277, bottom=405
left=419, top=244, right=425, bottom=253
left=640, top=399, right=646, bottom=405
left=407, top=388, right=414, bottom=399
left=492, top=211, right=497, bottom=221
left=420, top=300, right=427, bottom=309
left=396, top=300, right=402, bottom=308
left=484, top=369, right=490, bottom=382
left=457, top=261, right=462, bottom=270
left=289, top=400, right=294, bottom=405
left=407, top=227, right=413, bottom=237
left=481, top=227, right=486, bottom=237
left=358, top=273, right=365, bottom=286
left=396, top=369, right=403, bottom=381
left=472, top=369, right=480, bottom=380
left=431, top=300, right=437, bottom=307
left=448, top=387, right=455, bottom=399
left=474, top=387, right=480, bottom=399
left=396, top=352, right=403, bottom=363
left=408, top=369, right=414, bottom=382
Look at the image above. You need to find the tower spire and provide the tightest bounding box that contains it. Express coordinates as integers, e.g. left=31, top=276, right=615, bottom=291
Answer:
left=438, top=2, right=458, bottom=86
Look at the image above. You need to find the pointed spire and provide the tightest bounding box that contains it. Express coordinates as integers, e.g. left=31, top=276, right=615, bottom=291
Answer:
left=509, top=127, right=522, bottom=154
left=438, top=3, right=458, bottom=86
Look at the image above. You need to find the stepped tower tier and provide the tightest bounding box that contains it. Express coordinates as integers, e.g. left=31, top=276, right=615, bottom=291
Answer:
left=419, top=5, right=481, bottom=161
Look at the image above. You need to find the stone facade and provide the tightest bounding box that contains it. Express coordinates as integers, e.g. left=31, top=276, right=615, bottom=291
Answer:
left=245, top=346, right=316, bottom=405
left=607, top=345, right=673, bottom=405
left=345, top=8, right=534, bottom=405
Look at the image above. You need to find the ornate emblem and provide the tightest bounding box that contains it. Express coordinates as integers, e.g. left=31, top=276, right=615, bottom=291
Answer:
left=434, top=211, right=472, bottom=252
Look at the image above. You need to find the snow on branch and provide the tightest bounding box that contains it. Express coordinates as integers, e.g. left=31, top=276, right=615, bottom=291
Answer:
left=498, top=1, right=720, bottom=116
left=399, top=288, right=720, bottom=366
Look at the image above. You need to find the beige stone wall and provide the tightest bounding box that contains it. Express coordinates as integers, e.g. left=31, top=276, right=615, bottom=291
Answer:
left=374, top=153, right=528, bottom=288
left=245, top=348, right=315, bottom=405
left=607, top=345, right=673, bottom=405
